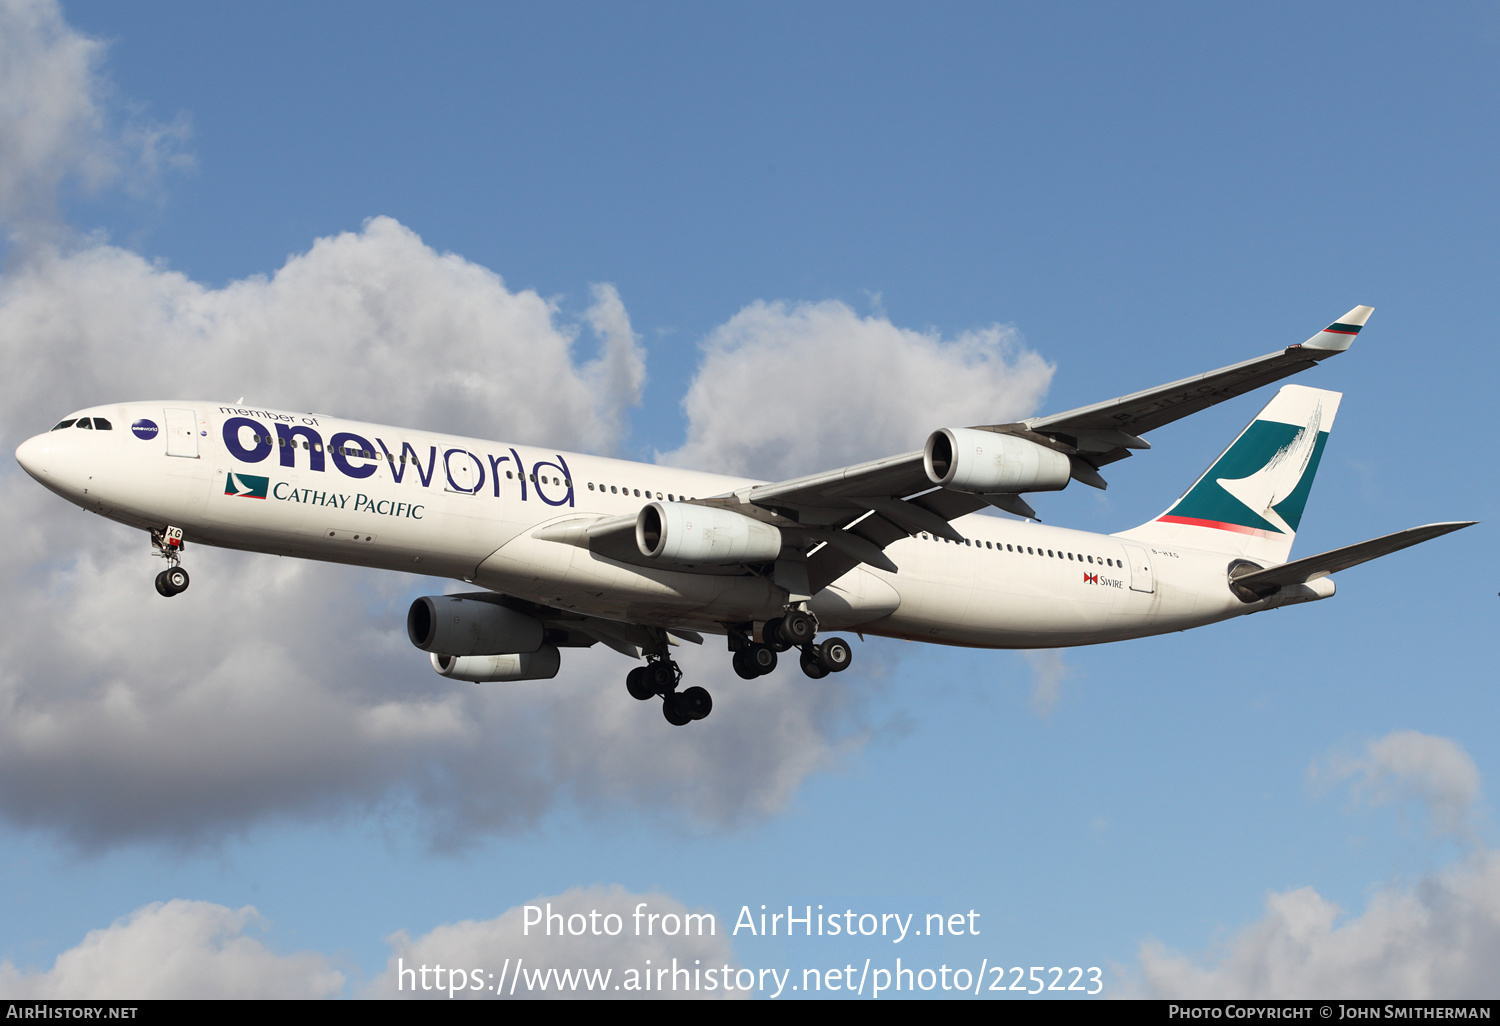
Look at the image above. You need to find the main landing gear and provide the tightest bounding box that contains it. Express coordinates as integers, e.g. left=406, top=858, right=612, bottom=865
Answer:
left=733, top=610, right=854, bottom=681
left=626, top=657, right=713, bottom=727
left=151, top=526, right=190, bottom=598
left=625, top=611, right=854, bottom=727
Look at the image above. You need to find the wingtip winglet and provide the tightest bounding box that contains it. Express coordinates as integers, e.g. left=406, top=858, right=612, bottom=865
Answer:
left=1302, top=304, right=1373, bottom=352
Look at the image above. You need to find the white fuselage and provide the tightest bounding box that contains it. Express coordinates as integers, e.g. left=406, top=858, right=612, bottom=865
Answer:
left=15, top=401, right=1311, bottom=650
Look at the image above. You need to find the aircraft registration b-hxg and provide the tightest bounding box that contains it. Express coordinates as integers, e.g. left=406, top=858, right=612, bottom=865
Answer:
left=14, top=305, right=1476, bottom=725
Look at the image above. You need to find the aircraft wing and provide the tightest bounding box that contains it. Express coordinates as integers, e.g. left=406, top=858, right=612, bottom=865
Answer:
left=981, top=305, right=1374, bottom=470
left=530, top=307, right=1371, bottom=594
left=727, top=306, right=1372, bottom=591
left=449, top=590, right=701, bottom=658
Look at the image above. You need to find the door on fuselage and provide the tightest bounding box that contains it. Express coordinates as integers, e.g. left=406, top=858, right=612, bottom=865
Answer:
left=1120, top=543, right=1155, bottom=594
left=164, top=407, right=199, bottom=458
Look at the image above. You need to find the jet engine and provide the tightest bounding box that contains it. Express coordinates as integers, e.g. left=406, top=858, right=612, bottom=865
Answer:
left=636, top=501, right=783, bottom=564
left=430, top=646, right=561, bottom=682
left=923, top=427, right=1071, bottom=494
left=407, top=596, right=545, bottom=656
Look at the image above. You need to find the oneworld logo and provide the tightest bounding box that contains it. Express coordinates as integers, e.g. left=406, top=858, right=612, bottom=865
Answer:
left=131, top=419, right=159, bottom=440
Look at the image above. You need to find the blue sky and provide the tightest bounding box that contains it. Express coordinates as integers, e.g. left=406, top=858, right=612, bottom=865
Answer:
left=0, top=0, right=1496, bottom=998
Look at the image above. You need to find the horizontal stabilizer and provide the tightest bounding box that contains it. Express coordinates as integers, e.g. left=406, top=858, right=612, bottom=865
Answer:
left=1232, top=521, right=1476, bottom=594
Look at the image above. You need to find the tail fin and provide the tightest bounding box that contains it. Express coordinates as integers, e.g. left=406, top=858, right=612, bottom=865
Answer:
left=1116, top=384, right=1340, bottom=564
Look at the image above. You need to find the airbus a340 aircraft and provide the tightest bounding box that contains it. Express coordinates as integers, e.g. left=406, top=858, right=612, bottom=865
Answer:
left=14, top=306, right=1473, bottom=725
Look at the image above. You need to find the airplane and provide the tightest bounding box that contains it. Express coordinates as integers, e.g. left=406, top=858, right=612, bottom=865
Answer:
left=12, top=305, right=1474, bottom=726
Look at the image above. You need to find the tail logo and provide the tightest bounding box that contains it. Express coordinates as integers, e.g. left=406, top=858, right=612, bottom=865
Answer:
left=1214, top=402, right=1322, bottom=536
left=1158, top=414, right=1328, bottom=537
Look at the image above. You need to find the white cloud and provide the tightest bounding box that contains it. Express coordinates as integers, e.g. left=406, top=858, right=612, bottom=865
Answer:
left=0, top=0, right=189, bottom=248
left=0, top=900, right=343, bottom=999
left=660, top=299, right=1053, bottom=480
left=0, top=0, right=881, bottom=849
left=1130, top=732, right=1500, bottom=999
left=0, top=886, right=746, bottom=1000
left=1024, top=650, right=1070, bottom=717
left=1132, top=852, right=1500, bottom=999
left=0, top=219, right=641, bottom=453
left=369, top=885, right=742, bottom=999
left=1313, top=730, right=1483, bottom=838
left=0, top=222, right=876, bottom=849
left=0, top=488, right=872, bottom=847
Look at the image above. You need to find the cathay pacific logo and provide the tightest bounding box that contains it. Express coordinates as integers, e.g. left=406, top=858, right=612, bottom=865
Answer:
left=225, top=472, right=269, bottom=499
left=1159, top=417, right=1329, bottom=537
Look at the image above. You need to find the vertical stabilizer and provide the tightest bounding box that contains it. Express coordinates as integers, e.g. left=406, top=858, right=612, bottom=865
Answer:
left=1116, top=384, right=1340, bottom=564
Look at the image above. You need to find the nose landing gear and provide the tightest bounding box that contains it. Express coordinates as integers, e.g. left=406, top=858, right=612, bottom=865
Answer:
left=154, top=566, right=190, bottom=597
left=151, top=526, right=190, bottom=597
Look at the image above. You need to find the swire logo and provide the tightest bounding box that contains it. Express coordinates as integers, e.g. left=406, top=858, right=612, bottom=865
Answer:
left=1083, top=573, right=1098, bottom=584
left=225, top=472, right=269, bottom=499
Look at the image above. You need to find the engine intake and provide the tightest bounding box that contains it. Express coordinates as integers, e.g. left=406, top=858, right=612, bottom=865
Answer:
left=924, top=427, right=1071, bottom=494
left=407, top=596, right=544, bottom=656
left=430, top=646, right=561, bottom=682
left=636, top=501, right=783, bottom=564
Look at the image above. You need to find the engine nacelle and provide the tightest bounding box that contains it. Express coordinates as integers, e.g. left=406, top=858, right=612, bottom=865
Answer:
left=636, top=501, right=783, bottom=564
left=923, top=427, right=1071, bottom=494
left=407, top=596, right=544, bottom=656
left=430, top=645, right=561, bottom=682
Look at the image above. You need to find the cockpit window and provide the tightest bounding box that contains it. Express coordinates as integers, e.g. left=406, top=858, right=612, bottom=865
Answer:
left=92, top=418, right=112, bottom=430
left=75, top=419, right=93, bottom=430
left=52, top=419, right=76, bottom=430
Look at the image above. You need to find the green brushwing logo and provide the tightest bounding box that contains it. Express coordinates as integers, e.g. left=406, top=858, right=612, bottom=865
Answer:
left=1162, top=420, right=1328, bottom=535
left=224, top=472, right=269, bottom=499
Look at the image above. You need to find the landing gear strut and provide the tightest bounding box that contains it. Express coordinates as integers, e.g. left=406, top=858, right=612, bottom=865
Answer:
left=151, top=526, right=190, bottom=597
left=728, top=612, right=856, bottom=680
left=798, top=637, right=852, bottom=679
left=624, top=652, right=712, bottom=727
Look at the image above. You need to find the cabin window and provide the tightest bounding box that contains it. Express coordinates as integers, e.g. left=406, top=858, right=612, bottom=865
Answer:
left=588, top=482, right=595, bottom=491
left=610, top=485, right=617, bottom=494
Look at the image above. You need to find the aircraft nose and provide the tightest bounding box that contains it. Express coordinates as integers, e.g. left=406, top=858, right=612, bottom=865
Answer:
left=14, top=433, right=50, bottom=480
